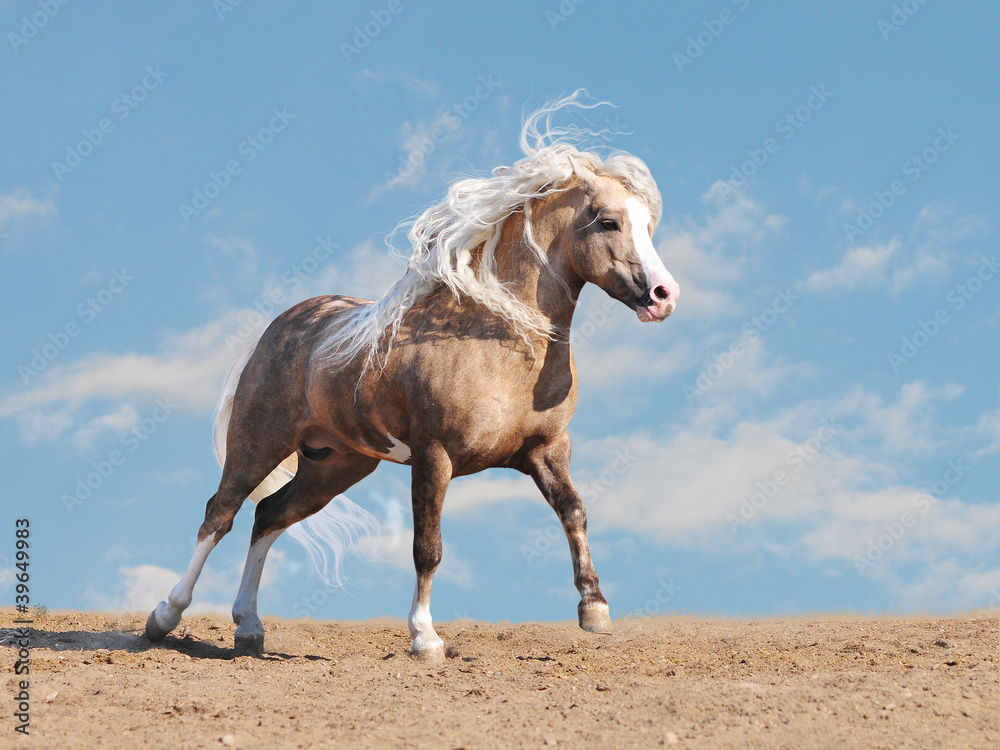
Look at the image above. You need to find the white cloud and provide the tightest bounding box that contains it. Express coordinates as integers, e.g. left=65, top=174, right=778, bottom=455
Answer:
left=154, top=468, right=200, bottom=485
left=567, top=291, right=697, bottom=389
left=801, top=239, right=900, bottom=292
left=368, top=527, right=474, bottom=588
left=680, top=335, right=815, bottom=415
left=366, top=111, right=468, bottom=202
left=1, top=237, right=408, bottom=448
left=397, top=369, right=999, bottom=610
left=833, top=380, right=964, bottom=455
left=297, top=237, right=405, bottom=302
left=352, top=67, right=439, bottom=98
left=656, top=182, right=786, bottom=317
left=446, top=473, right=539, bottom=514
left=96, top=547, right=288, bottom=615
left=890, top=203, right=988, bottom=293
left=71, top=402, right=140, bottom=450
left=206, top=233, right=258, bottom=281
left=0, top=187, right=56, bottom=245
left=974, top=400, right=1000, bottom=457
left=0, top=311, right=244, bottom=445
left=806, top=203, right=988, bottom=294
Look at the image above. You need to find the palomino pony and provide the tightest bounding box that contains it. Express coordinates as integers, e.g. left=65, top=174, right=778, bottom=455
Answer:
left=144, top=96, right=679, bottom=661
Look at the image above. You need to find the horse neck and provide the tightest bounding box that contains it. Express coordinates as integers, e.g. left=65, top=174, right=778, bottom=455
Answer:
left=492, top=205, right=582, bottom=331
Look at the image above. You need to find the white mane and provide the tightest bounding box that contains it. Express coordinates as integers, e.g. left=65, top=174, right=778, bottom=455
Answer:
left=316, top=90, right=662, bottom=371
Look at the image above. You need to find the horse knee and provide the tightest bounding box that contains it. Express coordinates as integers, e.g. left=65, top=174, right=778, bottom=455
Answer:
left=560, top=504, right=588, bottom=532
left=413, top=539, right=442, bottom=572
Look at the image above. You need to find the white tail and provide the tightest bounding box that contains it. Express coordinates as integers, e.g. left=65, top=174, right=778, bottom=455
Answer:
left=213, top=336, right=381, bottom=587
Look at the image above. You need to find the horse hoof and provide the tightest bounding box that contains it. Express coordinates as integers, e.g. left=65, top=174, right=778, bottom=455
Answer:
left=578, top=602, right=612, bottom=634
left=234, top=632, right=264, bottom=656
left=412, top=645, right=446, bottom=663
left=144, top=604, right=173, bottom=642
left=411, top=634, right=446, bottom=663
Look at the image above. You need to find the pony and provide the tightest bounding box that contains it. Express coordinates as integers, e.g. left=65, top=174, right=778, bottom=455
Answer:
left=144, top=92, right=679, bottom=661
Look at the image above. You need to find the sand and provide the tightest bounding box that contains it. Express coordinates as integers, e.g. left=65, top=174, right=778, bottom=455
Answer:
left=2, top=609, right=998, bottom=749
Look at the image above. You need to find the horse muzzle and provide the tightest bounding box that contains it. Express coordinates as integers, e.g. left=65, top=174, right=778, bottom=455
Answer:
left=636, top=276, right=679, bottom=322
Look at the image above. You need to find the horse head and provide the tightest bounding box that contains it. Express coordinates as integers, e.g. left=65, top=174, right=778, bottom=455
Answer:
left=558, top=158, right=679, bottom=322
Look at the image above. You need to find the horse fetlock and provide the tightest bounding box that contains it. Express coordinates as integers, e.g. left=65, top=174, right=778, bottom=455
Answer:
left=578, top=601, right=612, bottom=634
left=167, top=591, right=193, bottom=611
left=144, top=601, right=180, bottom=642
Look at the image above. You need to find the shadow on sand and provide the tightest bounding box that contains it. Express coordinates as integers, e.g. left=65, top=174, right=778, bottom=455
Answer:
left=1, top=624, right=328, bottom=663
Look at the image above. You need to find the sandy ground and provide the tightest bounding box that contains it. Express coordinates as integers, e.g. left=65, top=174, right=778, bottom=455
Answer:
left=2, top=609, right=998, bottom=749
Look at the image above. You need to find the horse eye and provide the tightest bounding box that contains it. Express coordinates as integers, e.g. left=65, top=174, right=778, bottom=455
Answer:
left=600, top=219, right=620, bottom=231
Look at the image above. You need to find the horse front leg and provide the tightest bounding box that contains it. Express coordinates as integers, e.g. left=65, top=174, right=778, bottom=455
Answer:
left=525, top=434, right=612, bottom=634
left=408, top=442, right=453, bottom=662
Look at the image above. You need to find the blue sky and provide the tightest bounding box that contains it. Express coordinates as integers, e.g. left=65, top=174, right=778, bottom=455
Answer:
left=2, top=1, right=998, bottom=626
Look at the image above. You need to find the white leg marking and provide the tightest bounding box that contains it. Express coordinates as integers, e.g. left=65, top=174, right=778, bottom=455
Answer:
left=407, top=578, right=444, bottom=660
left=232, top=529, right=282, bottom=628
left=150, top=532, right=218, bottom=635
left=384, top=433, right=412, bottom=464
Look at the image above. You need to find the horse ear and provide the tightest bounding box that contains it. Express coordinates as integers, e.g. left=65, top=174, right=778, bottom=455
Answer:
left=568, top=155, right=601, bottom=196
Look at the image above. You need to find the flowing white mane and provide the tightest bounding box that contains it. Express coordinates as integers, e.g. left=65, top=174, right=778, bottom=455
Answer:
left=316, top=90, right=662, bottom=371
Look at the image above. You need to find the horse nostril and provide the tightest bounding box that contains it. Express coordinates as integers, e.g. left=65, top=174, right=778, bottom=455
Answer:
left=653, top=285, right=670, bottom=301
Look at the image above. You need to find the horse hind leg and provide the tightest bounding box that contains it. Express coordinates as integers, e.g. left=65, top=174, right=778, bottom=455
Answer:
left=144, top=444, right=291, bottom=643
left=230, top=450, right=379, bottom=655
left=231, top=534, right=278, bottom=654
left=144, top=488, right=246, bottom=641
left=144, top=498, right=219, bottom=641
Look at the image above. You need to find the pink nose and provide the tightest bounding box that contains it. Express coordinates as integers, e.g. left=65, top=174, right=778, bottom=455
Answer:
left=639, top=275, right=679, bottom=321
left=652, top=281, right=679, bottom=305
